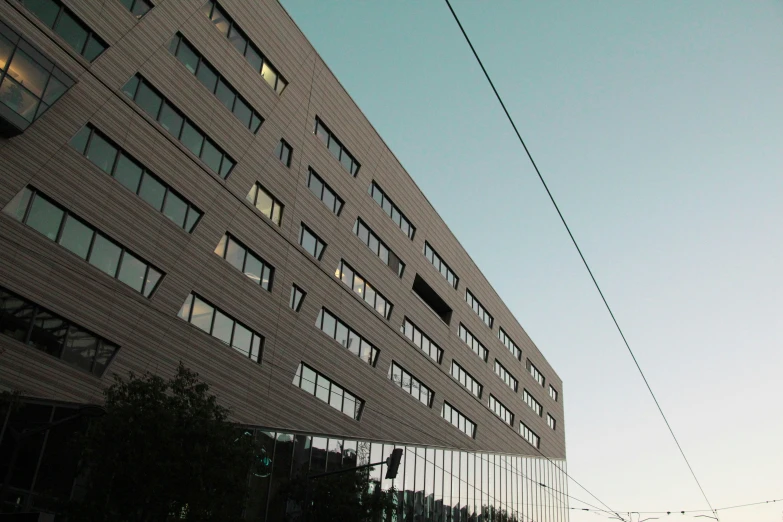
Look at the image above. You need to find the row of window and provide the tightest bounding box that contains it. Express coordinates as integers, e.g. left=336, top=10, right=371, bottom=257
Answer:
left=275, top=139, right=293, bottom=167
left=314, top=117, right=360, bottom=176
left=466, top=289, right=493, bottom=328
left=527, top=359, right=545, bottom=387
left=307, top=169, right=343, bottom=216
left=119, top=0, right=152, bottom=19
left=368, top=181, right=415, bottom=239
left=523, top=390, right=543, bottom=417
left=498, top=327, right=522, bottom=361
left=388, top=361, right=433, bottom=408
left=520, top=422, right=540, bottom=448
left=214, top=233, right=274, bottom=291
left=167, top=33, right=264, bottom=134
left=0, top=286, right=118, bottom=377
left=315, top=308, right=378, bottom=366
left=335, top=260, right=392, bottom=320
left=177, top=292, right=263, bottom=362
left=20, top=0, right=107, bottom=62
left=293, top=362, right=363, bottom=420
left=122, top=74, right=235, bottom=179
left=424, top=242, right=458, bottom=289
left=488, top=395, right=514, bottom=427
left=494, top=360, right=518, bottom=392
left=459, top=323, right=488, bottom=362
left=299, top=224, right=326, bottom=260
left=70, top=124, right=203, bottom=233
left=441, top=401, right=476, bottom=439
left=450, top=360, right=482, bottom=399
left=401, top=317, right=443, bottom=364
left=549, top=385, right=559, bottom=402
left=200, top=0, right=287, bottom=94
left=352, top=218, right=405, bottom=278
left=246, top=182, right=283, bottom=226
left=4, top=187, right=163, bottom=297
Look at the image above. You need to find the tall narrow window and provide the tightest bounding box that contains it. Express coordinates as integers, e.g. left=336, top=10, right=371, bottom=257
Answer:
left=299, top=224, right=325, bottom=260
left=547, top=414, right=557, bottom=430
left=246, top=182, right=284, bottom=226
left=289, top=285, right=305, bottom=312
left=275, top=139, right=292, bottom=167
left=549, top=385, right=559, bottom=402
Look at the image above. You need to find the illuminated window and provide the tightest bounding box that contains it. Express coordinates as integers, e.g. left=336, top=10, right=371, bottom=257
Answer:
left=246, top=183, right=284, bottom=226
left=335, top=260, right=392, bottom=319
left=214, top=233, right=274, bottom=291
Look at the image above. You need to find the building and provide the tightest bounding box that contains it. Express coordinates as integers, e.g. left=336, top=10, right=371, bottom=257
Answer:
left=0, top=0, right=568, bottom=520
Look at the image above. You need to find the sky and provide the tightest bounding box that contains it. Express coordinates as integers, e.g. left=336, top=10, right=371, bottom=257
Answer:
left=278, top=1, right=783, bottom=521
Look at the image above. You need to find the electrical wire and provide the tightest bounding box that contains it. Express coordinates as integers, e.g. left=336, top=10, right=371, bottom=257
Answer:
left=441, top=1, right=718, bottom=519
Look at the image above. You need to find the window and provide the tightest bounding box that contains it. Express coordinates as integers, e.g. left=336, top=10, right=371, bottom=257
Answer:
left=368, top=181, right=415, bottom=239
left=412, top=274, right=452, bottom=324
left=201, top=0, right=287, bottom=94
left=315, top=308, right=378, bottom=366
left=0, top=22, right=74, bottom=135
left=388, top=362, right=433, bottom=408
left=4, top=186, right=163, bottom=297
left=441, top=402, right=476, bottom=438
left=400, top=318, right=443, bottom=364
left=275, top=139, right=292, bottom=167
left=122, top=74, right=235, bottom=178
left=488, top=395, right=514, bottom=427
left=214, top=233, right=274, bottom=290
left=549, top=385, right=558, bottom=402
left=307, top=168, right=343, bottom=216
left=167, top=34, right=263, bottom=133
left=527, top=359, right=545, bottom=386
left=313, top=117, right=360, bottom=176
left=466, top=289, right=493, bottom=328
left=498, top=328, right=522, bottom=361
left=423, top=242, right=458, bottom=289
left=178, top=292, right=263, bottom=362
left=458, top=324, right=487, bottom=362
left=289, top=285, right=305, bottom=312
left=0, top=286, right=119, bottom=376
left=520, top=422, right=540, bottom=448
left=20, top=0, right=107, bottom=61
left=352, top=218, right=404, bottom=277
left=299, top=224, right=325, bottom=260
left=119, top=0, right=152, bottom=18
left=450, top=360, right=482, bottom=399
left=523, top=390, right=543, bottom=417
left=494, top=360, right=518, bottom=392
left=292, top=363, right=363, bottom=420
left=246, top=182, right=284, bottom=226
left=335, top=260, right=392, bottom=320
left=70, top=124, right=202, bottom=232
left=547, top=413, right=556, bottom=430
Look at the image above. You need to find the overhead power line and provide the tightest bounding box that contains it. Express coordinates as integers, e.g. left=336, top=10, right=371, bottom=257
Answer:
left=441, top=1, right=718, bottom=520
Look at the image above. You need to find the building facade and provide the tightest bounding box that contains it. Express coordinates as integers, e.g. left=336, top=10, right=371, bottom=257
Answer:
left=0, top=0, right=568, bottom=520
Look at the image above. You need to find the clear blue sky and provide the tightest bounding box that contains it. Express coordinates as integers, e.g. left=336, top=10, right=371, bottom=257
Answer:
left=279, top=1, right=783, bottom=520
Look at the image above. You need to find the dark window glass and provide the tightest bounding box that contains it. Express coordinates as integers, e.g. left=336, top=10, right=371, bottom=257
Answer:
left=135, top=81, right=162, bottom=118
left=26, top=195, right=64, bottom=241
left=3, top=187, right=32, bottom=222
left=196, top=61, right=219, bottom=92
left=88, top=234, right=122, bottom=276
left=117, top=251, right=147, bottom=292
left=58, top=215, right=93, bottom=259
left=180, top=121, right=204, bottom=156
left=327, top=137, right=341, bottom=158
left=8, top=49, right=48, bottom=97
left=250, top=113, right=262, bottom=134
left=138, top=174, right=166, bottom=211
left=0, top=77, right=39, bottom=122
left=122, top=74, right=140, bottom=98
left=158, top=103, right=184, bottom=137
left=69, top=125, right=91, bottom=154
left=143, top=268, right=161, bottom=297
left=245, top=45, right=262, bottom=72
left=176, top=40, right=199, bottom=73
left=184, top=208, right=201, bottom=232
left=61, top=325, right=97, bottom=373
left=162, top=192, right=188, bottom=228
left=85, top=133, right=117, bottom=174
left=227, top=26, right=246, bottom=54
left=0, top=293, right=34, bottom=342
left=28, top=310, right=68, bottom=357
left=82, top=35, right=106, bottom=62
left=215, top=79, right=235, bottom=110
left=113, top=154, right=143, bottom=193
left=242, top=253, right=263, bottom=285
left=224, top=236, right=245, bottom=271
left=233, top=98, right=251, bottom=127
left=54, top=12, right=89, bottom=55
left=219, top=157, right=234, bottom=178
left=23, top=0, right=60, bottom=27
left=200, top=139, right=222, bottom=173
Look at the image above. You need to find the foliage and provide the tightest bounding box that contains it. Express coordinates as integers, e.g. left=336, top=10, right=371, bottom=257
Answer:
left=68, top=363, right=255, bottom=522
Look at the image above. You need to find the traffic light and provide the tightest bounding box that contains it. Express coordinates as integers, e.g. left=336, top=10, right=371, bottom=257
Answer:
left=385, top=448, right=404, bottom=479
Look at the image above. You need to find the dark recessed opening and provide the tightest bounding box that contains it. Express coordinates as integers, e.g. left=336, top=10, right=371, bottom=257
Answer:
left=412, top=274, right=452, bottom=324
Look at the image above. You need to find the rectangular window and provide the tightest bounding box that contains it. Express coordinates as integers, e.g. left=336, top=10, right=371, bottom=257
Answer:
left=20, top=0, right=107, bottom=61
left=450, top=360, right=482, bottom=399
left=523, top=389, right=543, bottom=417
left=289, top=285, right=305, bottom=312
left=4, top=186, right=163, bottom=297
left=494, top=360, right=518, bottom=392
left=368, top=181, right=415, bottom=239
left=119, top=0, right=153, bottom=19
left=70, top=124, right=202, bottom=233
left=213, top=233, right=274, bottom=290
left=458, top=324, right=487, bottom=362
left=0, top=285, right=119, bottom=376
left=400, top=318, right=443, bottom=364
left=352, top=218, right=404, bottom=278
left=307, top=168, right=343, bottom=216
left=122, top=74, right=235, bottom=178
left=275, top=139, right=292, bottom=167
left=547, top=413, right=556, bottom=431
left=315, top=308, right=378, bottom=366
left=335, top=260, right=393, bottom=320
left=441, top=401, right=476, bottom=439
left=388, top=362, right=433, bottom=408
left=488, top=395, right=514, bottom=427
left=292, top=362, right=363, bottom=420
left=245, top=182, right=284, bottom=226
left=520, top=422, right=540, bottom=448
left=498, top=328, right=522, bottom=361
left=423, top=242, right=458, bottom=289
left=466, top=289, right=493, bottom=328
left=201, top=0, right=287, bottom=94
left=177, top=292, right=263, bottom=362
left=167, top=33, right=263, bottom=133
left=313, top=117, right=360, bottom=176
left=527, top=359, right=545, bottom=386
left=299, top=224, right=326, bottom=260
left=549, top=385, right=558, bottom=402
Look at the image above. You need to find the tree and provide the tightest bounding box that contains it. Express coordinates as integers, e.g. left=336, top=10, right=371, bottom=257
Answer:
left=69, top=363, right=256, bottom=522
